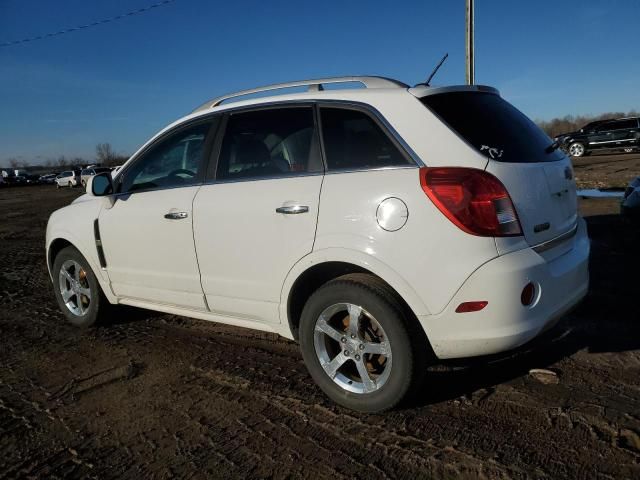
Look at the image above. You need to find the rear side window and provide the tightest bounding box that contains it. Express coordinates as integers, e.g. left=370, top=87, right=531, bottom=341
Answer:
left=320, top=107, right=411, bottom=171
left=217, top=107, right=322, bottom=180
left=610, top=119, right=638, bottom=130
left=421, top=92, right=563, bottom=163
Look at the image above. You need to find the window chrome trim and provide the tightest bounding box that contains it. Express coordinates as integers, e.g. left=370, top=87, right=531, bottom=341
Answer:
left=194, top=99, right=425, bottom=169
left=532, top=223, right=578, bottom=253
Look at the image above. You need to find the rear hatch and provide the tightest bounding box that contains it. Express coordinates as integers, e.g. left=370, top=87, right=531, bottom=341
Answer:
left=419, top=90, right=578, bottom=246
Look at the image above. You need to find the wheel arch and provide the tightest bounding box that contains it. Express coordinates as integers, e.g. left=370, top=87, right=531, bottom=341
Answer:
left=46, top=232, right=117, bottom=303
left=281, top=249, right=432, bottom=341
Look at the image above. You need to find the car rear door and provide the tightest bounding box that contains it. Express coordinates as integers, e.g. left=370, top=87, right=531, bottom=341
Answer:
left=99, top=119, right=217, bottom=309
left=192, top=105, right=323, bottom=324
left=610, top=119, right=640, bottom=148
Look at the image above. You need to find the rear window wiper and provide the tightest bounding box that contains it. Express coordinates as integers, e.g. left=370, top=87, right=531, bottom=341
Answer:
left=545, top=141, right=560, bottom=154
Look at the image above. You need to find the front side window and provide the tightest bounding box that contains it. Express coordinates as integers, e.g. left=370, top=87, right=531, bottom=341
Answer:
left=320, top=107, right=410, bottom=171
left=216, top=107, right=321, bottom=180
left=595, top=122, right=616, bottom=132
left=121, top=122, right=212, bottom=193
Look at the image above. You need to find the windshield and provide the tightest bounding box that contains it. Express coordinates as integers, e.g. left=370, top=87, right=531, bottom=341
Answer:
left=421, top=92, right=564, bottom=163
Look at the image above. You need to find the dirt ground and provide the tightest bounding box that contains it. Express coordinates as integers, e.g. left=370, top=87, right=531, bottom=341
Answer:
left=1, top=154, right=639, bottom=479
left=573, top=151, right=640, bottom=189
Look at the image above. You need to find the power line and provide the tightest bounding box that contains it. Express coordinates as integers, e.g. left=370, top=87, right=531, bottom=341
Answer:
left=0, top=0, right=177, bottom=48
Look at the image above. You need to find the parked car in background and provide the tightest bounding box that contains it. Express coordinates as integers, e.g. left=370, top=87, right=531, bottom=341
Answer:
left=621, top=176, right=640, bottom=223
left=55, top=171, right=77, bottom=188
left=556, top=117, right=640, bottom=157
left=80, top=167, right=112, bottom=188
left=17, top=173, right=41, bottom=185
left=46, top=76, right=590, bottom=412
left=39, top=173, right=58, bottom=184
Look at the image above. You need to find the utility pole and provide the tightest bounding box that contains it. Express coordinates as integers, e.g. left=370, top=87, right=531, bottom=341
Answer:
left=465, top=0, right=475, bottom=85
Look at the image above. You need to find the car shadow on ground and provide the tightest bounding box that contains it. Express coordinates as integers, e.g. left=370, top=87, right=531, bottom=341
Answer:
left=410, top=212, right=640, bottom=407
left=97, top=213, right=639, bottom=408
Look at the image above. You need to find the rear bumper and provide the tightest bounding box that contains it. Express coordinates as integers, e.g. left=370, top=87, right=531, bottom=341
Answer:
left=419, top=217, right=590, bottom=359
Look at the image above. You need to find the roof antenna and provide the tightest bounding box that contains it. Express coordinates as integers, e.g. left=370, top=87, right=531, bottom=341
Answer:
left=418, top=53, right=449, bottom=87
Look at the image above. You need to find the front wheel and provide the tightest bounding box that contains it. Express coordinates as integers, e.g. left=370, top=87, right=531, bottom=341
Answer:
left=569, top=142, right=586, bottom=157
left=52, top=246, right=109, bottom=327
left=299, top=274, right=426, bottom=412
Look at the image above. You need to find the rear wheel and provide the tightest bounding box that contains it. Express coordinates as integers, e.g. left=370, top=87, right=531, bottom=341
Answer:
left=52, top=246, right=109, bottom=327
left=299, top=274, right=426, bottom=412
left=569, top=142, right=586, bottom=157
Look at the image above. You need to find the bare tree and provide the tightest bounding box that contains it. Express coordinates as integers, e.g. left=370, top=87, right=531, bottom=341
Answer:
left=96, top=143, right=115, bottom=165
left=95, top=143, right=128, bottom=166
left=9, top=158, right=19, bottom=169
left=56, top=156, right=68, bottom=168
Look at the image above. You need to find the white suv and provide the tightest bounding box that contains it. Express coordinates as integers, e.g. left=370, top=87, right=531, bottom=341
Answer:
left=46, top=77, right=590, bottom=412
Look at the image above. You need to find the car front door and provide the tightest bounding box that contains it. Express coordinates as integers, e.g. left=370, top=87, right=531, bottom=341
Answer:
left=99, top=119, right=218, bottom=309
left=192, top=106, right=323, bottom=324
left=587, top=121, right=617, bottom=151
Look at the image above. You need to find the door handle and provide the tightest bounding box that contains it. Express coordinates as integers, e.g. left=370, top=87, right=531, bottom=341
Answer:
left=164, top=211, right=188, bottom=220
left=275, top=205, right=309, bottom=214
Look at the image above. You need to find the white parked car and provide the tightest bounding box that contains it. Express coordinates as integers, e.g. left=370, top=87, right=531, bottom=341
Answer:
left=46, top=76, right=590, bottom=412
left=55, top=170, right=78, bottom=188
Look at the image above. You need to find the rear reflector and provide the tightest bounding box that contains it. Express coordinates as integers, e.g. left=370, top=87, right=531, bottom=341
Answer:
left=455, top=301, right=488, bottom=313
left=420, top=167, right=522, bottom=237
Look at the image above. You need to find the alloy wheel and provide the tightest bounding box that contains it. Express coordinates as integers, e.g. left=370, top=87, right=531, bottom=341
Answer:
left=58, top=259, right=92, bottom=316
left=569, top=143, right=585, bottom=157
left=313, top=303, right=392, bottom=394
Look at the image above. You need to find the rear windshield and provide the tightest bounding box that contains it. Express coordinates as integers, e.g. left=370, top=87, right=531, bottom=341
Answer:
left=421, top=92, right=563, bottom=163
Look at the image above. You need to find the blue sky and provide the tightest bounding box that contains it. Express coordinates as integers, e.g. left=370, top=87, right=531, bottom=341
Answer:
left=1, top=0, right=639, bottom=164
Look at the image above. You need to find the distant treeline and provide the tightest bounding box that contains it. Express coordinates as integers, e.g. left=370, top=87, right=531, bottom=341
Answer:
left=2, top=143, right=128, bottom=172
left=537, top=110, right=639, bottom=138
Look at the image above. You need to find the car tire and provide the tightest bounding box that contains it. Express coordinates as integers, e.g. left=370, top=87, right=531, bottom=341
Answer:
left=568, top=142, right=586, bottom=157
left=52, top=246, right=110, bottom=328
left=299, top=273, right=428, bottom=413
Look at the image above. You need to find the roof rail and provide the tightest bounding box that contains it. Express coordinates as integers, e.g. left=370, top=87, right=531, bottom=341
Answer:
left=192, top=76, right=408, bottom=113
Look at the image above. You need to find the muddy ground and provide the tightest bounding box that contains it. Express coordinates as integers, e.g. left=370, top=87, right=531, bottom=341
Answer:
left=1, top=154, right=639, bottom=479
left=573, top=151, right=640, bottom=189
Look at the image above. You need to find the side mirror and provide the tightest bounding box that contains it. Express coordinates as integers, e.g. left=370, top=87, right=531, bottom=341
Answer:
left=87, top=172, right=113, bottom=196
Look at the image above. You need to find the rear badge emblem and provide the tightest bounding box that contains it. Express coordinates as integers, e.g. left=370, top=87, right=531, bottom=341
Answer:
left=534, top=222, right=551, bottom=233
left=564, top=167, right=573, bottom=180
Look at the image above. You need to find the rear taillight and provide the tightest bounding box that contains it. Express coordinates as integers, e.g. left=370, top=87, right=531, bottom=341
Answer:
left=419, top=167, right=522, bottom=237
